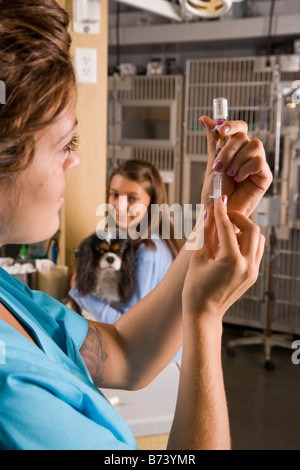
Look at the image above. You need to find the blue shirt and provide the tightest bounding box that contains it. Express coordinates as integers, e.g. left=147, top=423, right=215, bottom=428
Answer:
left=0, top=268, right=138, bottom=450
left=69, top=238, right=174, bottom=324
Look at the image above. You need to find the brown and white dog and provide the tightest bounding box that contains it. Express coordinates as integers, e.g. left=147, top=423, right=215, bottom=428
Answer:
left=74, top=229, right=137, bottom=310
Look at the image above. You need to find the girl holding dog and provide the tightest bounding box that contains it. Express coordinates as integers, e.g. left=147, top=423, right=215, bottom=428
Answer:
left=69, top=160, right=182, bottom=330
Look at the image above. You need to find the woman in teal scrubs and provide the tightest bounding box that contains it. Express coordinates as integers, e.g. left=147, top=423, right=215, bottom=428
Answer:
left=0, top=0, right=272, bottom=450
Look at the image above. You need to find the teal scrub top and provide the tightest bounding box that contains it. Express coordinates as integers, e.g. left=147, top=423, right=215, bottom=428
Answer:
left=0, top=268, right=138, bottom=450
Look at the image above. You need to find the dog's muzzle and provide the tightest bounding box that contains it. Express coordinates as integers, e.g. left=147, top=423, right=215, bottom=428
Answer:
left=99, top=253, right=122, bottom=271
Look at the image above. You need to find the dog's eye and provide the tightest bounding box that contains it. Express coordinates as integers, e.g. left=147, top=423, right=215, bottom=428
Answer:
left=97, top=242, right=110, bottom=255
left=100, top=242, right=110, bottom=250
left=111, top=243, right=123, bottom=256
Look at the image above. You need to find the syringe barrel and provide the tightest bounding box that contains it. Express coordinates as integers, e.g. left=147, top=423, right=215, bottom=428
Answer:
left=213, top=97, right=228, bottom=122
left=213, top=171, right=223, bottom=200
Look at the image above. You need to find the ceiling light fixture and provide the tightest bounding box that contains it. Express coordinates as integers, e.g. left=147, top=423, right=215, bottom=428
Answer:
left=113, top=0, right=183, bottom=22
left=181, top=0, right=233, bottom=19
left=113, top=0, right=233, bottom=22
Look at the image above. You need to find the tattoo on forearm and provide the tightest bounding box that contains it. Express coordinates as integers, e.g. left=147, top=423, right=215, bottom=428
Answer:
left=80, top=324, right=108, bottom=387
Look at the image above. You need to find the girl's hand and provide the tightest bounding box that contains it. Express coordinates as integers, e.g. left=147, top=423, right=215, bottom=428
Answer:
left=182, top=196, right=265, bottom=322
left=200, top=116, right=273, bottom=217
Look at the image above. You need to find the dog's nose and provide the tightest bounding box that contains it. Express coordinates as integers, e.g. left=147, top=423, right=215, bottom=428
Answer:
left=106, top=256, right=115, bottom=265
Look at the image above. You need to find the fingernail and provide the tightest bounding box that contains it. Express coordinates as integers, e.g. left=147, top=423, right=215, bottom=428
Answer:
left=222, top=125, right=230, bottom=133
left=227, top=167, right=234, bottom=176
left=204, top=210, right=208, bottom=221
left=199, top=118, right=206, bottom=129
left=221, top=195, right=228, bottom=205
left=212, top=160, right=223, bottom=172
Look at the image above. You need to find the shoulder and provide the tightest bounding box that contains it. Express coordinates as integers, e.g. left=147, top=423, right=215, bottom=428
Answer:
left=0, top=266, right=32, bottom=295
left=135, top=238, right=174, bottom=283
left=136, top=238, right=173, bottom=264
left=0, top=267, right=88, bottom=351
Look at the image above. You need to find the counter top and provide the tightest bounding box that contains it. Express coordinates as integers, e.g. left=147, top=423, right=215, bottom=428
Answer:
left=102, top=363, right=180, bottom=438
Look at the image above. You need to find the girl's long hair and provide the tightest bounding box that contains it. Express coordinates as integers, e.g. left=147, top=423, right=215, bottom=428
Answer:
left=107, top=160, right=182, bottom=259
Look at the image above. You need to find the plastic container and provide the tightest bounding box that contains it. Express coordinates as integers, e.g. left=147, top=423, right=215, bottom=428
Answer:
left=14, top=271, right=37, bottom=289
left=28, top=241, right=49, bottom=259
left=232, top=0, right=245, bottom=19
left=37, top=265, right=69, bottom=301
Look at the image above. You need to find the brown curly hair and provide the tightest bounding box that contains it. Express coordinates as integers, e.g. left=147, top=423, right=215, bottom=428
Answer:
left=0, top=0, right=76, bottom=177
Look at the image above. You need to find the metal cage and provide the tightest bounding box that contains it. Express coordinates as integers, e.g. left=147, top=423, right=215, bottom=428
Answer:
left=107, top=75, right=184, bottom=205
left=183, top=55, right=300, bottom=334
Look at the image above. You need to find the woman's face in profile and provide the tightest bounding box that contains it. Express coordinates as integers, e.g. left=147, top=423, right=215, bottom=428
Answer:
left=108, top=175, right=151, bottom=229
left=0, top=106, right=81, bottom=246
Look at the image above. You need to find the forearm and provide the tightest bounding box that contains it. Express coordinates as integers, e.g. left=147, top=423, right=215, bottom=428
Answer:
left=168, top=315, right=230, bottom=450
left=113, top=227, right=206, bottom=388
left=113, top=245, right=191, bottom=388
left=81, top=245, right=192, bottom=390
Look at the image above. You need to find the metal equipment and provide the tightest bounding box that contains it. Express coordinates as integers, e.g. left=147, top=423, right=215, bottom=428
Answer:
left=183, top=55, right=300, bottom=368
left=108, top=74, right=184, bottom=205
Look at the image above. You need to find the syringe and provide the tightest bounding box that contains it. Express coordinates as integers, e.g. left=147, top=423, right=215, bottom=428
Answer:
left=210, top=97, right=229, bottom=204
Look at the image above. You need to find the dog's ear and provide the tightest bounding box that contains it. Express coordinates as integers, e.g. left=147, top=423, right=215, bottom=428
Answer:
left=75, top=234, right=98, bottom=296
left=118, top=240, right=138, bottom=304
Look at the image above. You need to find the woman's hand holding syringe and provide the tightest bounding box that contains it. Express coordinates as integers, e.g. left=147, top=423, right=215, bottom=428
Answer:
left=168, top=113, right=273, bottom=450
left=200, top=116, right=273, bottom=217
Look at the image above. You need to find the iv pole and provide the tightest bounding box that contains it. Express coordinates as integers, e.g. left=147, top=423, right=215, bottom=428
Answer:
left=226, top=63, right=294, bottom=370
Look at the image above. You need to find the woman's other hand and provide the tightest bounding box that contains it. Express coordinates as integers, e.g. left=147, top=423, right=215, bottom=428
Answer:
left=200, top=116, right=273, bottom=217
left=182, top=195, right=265, bottom=323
